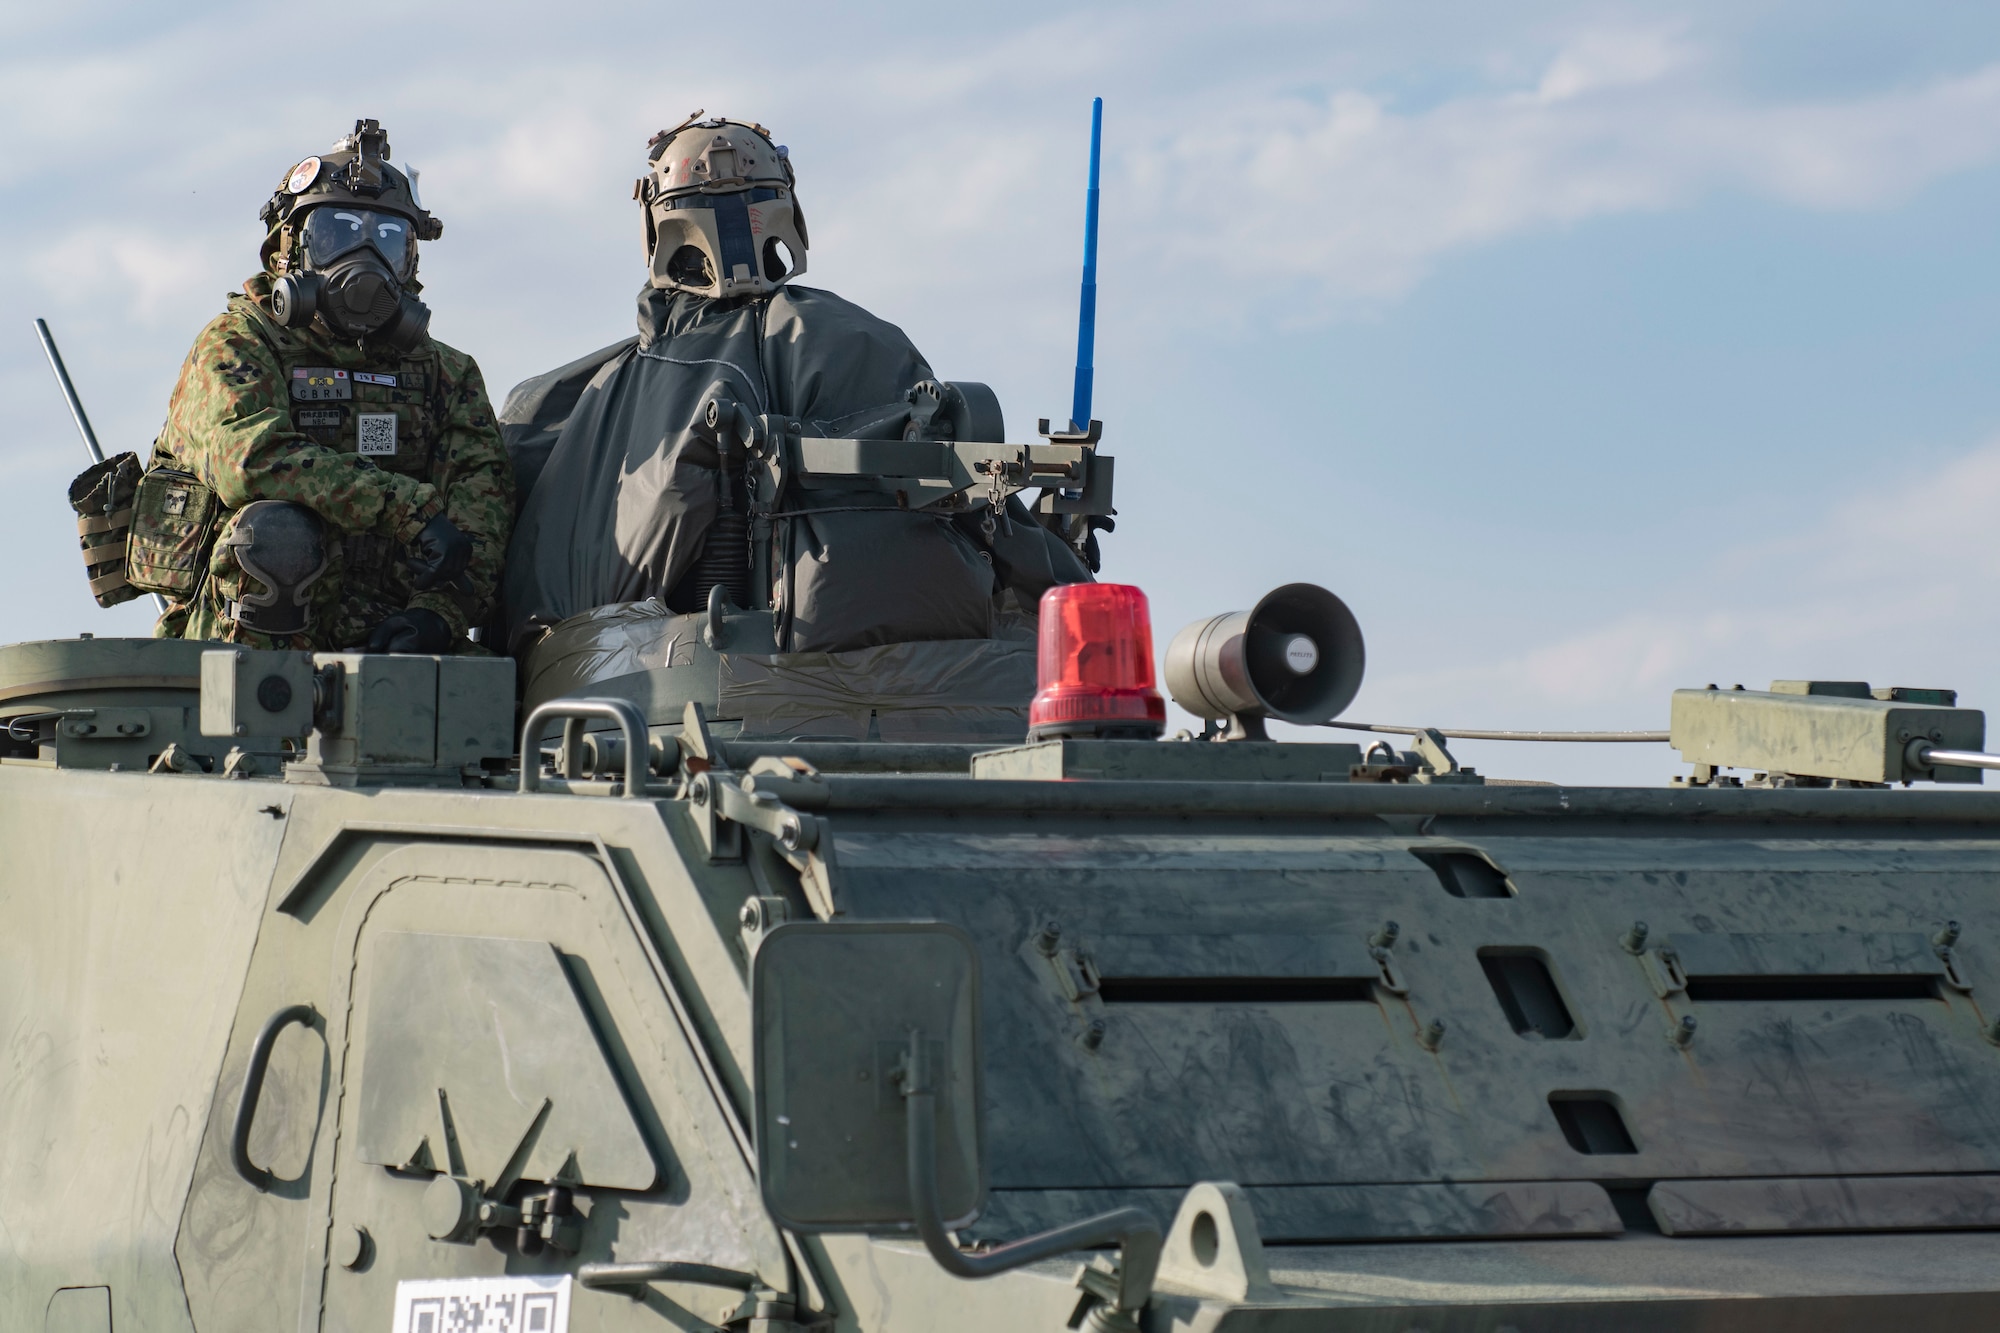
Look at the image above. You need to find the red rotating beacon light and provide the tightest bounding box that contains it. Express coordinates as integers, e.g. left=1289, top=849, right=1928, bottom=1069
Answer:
left=1029, top=583, right=1167, bottom=741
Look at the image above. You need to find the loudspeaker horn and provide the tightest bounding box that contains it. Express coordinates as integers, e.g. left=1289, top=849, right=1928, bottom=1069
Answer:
left=1164, top=583, right=1365, bottom=739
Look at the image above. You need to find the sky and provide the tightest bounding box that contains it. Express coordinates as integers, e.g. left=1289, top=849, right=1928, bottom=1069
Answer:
left=6, top=1, right=2000, bottom=783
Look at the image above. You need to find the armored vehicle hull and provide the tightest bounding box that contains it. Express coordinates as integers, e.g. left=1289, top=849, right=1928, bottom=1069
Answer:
left=8, top=639, right=2000, bottom=1332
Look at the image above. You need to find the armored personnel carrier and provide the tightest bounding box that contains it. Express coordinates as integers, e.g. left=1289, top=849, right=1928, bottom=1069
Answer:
left=11, top=398, right=2000, bottom=1333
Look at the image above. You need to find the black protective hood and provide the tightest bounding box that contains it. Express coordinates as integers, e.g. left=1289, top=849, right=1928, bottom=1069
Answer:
left=498, top=284, right=1087, bottom=653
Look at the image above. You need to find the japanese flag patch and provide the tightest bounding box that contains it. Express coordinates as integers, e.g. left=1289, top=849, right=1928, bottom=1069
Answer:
left=357, top=413, right=398, bottom=456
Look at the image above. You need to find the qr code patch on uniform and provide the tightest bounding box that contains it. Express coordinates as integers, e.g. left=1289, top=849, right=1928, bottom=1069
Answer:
left=358, top=412, right=399, bottom=456
left=392, top=1276, right=569, bottom=1333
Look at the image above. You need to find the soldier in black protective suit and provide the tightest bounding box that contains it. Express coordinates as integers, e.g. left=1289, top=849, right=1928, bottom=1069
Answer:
left=498, top=114, right=1093, bottom=655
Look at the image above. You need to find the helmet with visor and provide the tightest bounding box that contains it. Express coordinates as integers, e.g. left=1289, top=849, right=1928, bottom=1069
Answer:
left=258, top=120, right=440, bottom=349
left=638, top=114, right=808, bottom=299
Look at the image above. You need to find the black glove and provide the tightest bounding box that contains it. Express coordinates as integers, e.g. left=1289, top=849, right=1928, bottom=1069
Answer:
left=408, top=513, right=474, bottom=591
left=365, top=607, right=453, bottom=654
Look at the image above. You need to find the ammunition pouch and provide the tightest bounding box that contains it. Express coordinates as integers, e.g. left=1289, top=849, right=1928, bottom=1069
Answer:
left=224, top=501, right=329, bottom=635
left=126, top=466, right=223, bottom=600
left=67, top=452, right=143, bottom=607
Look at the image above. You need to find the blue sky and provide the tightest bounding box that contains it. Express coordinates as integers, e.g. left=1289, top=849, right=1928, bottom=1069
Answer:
left=7, top=1, right=2000, bottom=782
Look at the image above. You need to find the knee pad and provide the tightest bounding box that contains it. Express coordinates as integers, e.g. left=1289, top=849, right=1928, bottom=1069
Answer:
left=225, top=501, right=329, bottom=635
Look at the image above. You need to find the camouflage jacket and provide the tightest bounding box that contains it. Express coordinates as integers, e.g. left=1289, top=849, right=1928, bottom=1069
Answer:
left=149, top=274, right=513, bottom=648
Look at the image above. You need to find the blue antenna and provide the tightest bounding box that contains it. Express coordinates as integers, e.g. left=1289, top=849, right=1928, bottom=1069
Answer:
left=1070, top=97, right=1103, bottom=433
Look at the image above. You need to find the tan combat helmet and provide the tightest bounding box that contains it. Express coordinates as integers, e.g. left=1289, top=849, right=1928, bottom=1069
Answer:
left=638, top=113, right=807, bottom=299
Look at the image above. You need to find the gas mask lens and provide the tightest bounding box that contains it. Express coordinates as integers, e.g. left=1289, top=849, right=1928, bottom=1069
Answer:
left=301, top=207, right=413, bottom=276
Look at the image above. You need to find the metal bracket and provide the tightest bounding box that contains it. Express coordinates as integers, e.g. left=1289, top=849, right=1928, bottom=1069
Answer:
left=1037, top=417, right=1103, bottom=446
left=55, top=706, right=152, bottom=740
left=689, top=770, right=838, bottom=917
left=424, top=1173, right=581, bottom=1254
left=1048, top=944, right=1102, bottom=1003
left=690, top=772, right=745, bottom=863
left=1036, top=452, right=1112, bottom=517
left=1368, top=919, right=1409, bottom=996
left=677, top=700, right=723, bottom=777
left=740, top=893, right=791, bottom=957
left=1409, top=728, right=1482, bottom=785
left=1641, top=946, right=1688, bottom=998
left=1932, top=923, right=1975, bottom=994
left=1151, top=1182, right=1277, bottom=1303
left=1410, top=728, right=1458, bottom=775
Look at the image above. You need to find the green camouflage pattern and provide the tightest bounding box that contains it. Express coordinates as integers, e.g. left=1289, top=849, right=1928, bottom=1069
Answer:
left=125, top=466, right=222, bottom=600
left=147, top=274, right=513, bottom=650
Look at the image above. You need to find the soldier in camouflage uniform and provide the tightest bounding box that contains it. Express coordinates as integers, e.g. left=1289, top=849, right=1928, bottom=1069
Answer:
left=142, top=119, right=511, bottom=653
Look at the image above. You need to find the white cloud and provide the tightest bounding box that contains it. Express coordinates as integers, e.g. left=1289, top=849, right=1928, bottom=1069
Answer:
left=1536, top=26, right=1695, bottom=102
left=1129, top=28, right=2000, bottom=311
left=1367, top=437, right=2000, bottom=722
left=32, top=225, right=231, bottom=326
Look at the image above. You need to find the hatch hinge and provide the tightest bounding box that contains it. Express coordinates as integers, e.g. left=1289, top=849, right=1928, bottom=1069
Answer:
left=689, top=768, right=839, bottom=918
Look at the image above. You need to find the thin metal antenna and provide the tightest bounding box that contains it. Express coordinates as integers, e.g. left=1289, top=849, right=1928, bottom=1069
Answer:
left=35, top=318, right=168, bottom=613
left=34, top=318, right=105, bottom=465
left=1069, top=97, right=1103, bottom=433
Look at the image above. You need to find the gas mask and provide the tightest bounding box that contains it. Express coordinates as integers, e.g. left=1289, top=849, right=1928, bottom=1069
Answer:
left=272, top=205, right=431, bottom=349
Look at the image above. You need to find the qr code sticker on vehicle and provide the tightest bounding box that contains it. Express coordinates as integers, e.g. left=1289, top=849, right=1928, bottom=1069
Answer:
left=358, top=413, right=398, bottom=456
left=392, top=1276, right=569, bottom=1333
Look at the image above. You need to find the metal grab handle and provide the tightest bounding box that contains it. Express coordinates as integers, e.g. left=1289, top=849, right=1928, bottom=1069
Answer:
left=577, top=1261, right=759, bottom=1294
left=902, top=1034, right=1160, bottom=1311
left=519, top=698, right=651, bottom=799
left=230, top=1003, right=317, bottom=1192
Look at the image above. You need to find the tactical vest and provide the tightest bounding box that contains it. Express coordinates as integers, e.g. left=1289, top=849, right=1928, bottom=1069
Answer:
left=136, top=295, right=454, bottom=612
left=239, top=297, right=451, bottom=601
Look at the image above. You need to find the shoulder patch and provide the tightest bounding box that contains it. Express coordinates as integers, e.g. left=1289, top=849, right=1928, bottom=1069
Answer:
left=292, top=367, right=352, bottom=401
left=353, top=372, right=398, bottom=387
